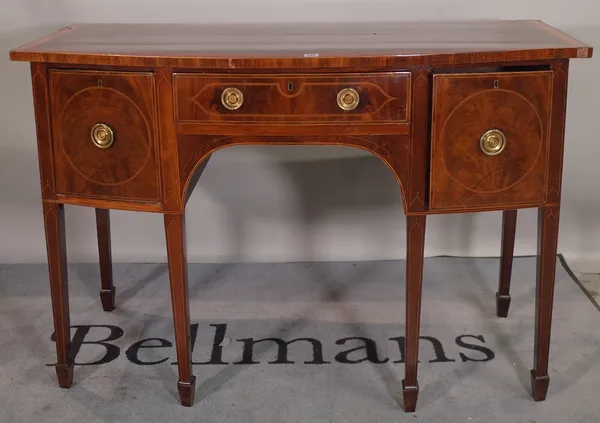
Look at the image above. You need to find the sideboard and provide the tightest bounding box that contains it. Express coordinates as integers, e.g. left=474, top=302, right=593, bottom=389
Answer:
left=9, top=20, right=592, bottom=411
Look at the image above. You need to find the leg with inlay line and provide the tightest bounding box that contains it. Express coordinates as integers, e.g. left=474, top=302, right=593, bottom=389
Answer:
left=43, top=202, right=74, bottom=388
left=531, top=205, right=560, bottom=401
left=96, top=208, right=115, bottom=311
left=497, top=209, right=517, bottom=317
left=164, top=213, right=196, bottom=406
left=403, top=215, right=426, bottom=412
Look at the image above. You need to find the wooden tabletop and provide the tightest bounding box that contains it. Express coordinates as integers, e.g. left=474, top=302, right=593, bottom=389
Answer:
left=9, top=20, right=592, bottom=69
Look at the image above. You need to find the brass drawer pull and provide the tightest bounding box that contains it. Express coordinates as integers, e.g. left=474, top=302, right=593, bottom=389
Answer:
left=337, top=88, right=360, bottom=111
left=90, top=123, right=114, bottom=149
left=480, top=129, right=506, bottom=156
left=221, top=87, right=244, bottom=110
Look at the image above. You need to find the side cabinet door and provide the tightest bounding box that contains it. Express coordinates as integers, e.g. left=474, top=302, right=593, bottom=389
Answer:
left=50, top=70, right=161, bottom=202
left=430, top=71, right=552, bottom=211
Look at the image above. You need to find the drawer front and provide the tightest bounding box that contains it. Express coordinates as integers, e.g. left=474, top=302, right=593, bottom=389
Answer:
left=174, top=73, right=411, bottom=125
left=430, top=71, right=553, bottom=211
left=50, top=71, right=160, bottom=202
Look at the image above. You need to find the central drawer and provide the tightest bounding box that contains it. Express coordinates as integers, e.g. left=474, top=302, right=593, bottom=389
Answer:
left=173, top=73, right=411, bottom=125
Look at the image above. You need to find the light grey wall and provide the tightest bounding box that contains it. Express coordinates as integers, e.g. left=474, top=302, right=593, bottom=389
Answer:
left=1, top=1, right=599, bottom=271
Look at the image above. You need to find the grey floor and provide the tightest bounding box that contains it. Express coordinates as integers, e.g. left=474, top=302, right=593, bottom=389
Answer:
left=1, top=257, right=599, bottom=422
left=578, top=272, right=600, bottom=306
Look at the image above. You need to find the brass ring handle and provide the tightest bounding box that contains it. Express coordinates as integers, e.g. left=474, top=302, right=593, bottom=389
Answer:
left=90, top=123, right=114, bottom=149
left=221, top=87, right=244, bottom=110
left=480, top=129, right=506, bottom=156
left=337, top=88, right=360, bottom=111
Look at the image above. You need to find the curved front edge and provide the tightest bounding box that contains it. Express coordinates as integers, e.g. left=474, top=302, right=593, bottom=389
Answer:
left=177, top=134, right=412, bottom=214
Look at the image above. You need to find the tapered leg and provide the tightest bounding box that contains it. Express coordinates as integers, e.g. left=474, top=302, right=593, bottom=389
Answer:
left=497, top=209, right=517, bottom=317
left=96, top=208, right=115, bottom=312
left=164, top=213, right=196, bottom=406
left=403, top=215, right=426, bottom=412
left=531, top=206, right=560, bottom=401
left=43, top=202, right=74, bottom=388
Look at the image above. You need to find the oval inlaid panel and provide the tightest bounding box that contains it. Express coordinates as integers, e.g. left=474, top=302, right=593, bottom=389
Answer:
left=59, top=86, right=152, bottom=186
left=440, top=89, right=543, bottom=194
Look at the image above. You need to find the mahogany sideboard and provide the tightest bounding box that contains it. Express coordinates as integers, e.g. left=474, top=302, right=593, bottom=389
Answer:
left=9, top=21, right=592, bottom=412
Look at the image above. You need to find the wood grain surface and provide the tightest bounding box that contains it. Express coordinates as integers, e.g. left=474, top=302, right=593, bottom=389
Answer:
left=430, top=71, right=553, bottom=210
left=49, top=70, right=161, bottom=202
left=10, top=21, right=592, bottom=69
left=174, top=72, right=410, bottom=125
